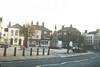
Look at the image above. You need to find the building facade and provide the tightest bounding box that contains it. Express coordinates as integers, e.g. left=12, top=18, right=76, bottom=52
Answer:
left=3, top=22, right=24, bottom=46
left=0, top=17, right=4, bottom=45
left=28, top=22, right=52, bottom=47
left=83, top=29, right=100, bottom=49
left=94, top=29, right=100, bottom=49
left=82, top=30, right=95, bottom=49
left=0, top=17, right=2, bottom=39
left=58, top=25, right=81, bottom=48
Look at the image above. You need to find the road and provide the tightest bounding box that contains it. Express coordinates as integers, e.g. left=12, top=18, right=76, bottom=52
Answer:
left=0, top=52, right=100, bottom=67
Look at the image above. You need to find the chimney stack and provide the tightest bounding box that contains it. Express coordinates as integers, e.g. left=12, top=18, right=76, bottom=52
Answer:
left=62, top=25, right=64, bottom=29
left=70, top=24, right=72, bottom=28
left=8, top=21, right=11, bottom=27
left=36, top=21, right=39, bottom=25
left=84, top=30, right=87, bottom=33
left=31, top=21, right=33, bottom=26
left=42, top=22, right=44, bottom=27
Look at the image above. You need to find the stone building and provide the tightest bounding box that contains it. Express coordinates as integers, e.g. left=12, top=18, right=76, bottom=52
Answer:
left=83, top=29, right=100, bottom=49
left=58, top=25, right=81, bottom=48
left=28, top=22, right=52, bottom=47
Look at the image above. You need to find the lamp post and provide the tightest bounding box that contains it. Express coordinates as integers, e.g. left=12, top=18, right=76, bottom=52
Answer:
left=50, top=32, right=52, bottom=48
left=62, top=31, right=64, bottom=48
left=67, top=32, right=71, bottom=54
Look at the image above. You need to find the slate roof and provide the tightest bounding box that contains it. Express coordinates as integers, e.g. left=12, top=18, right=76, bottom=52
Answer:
left=31, top=25, right=52, bottom=32
left=88, top=31, right=97, bottom=34
left=10, top=24, right=22, bottom=28
left=58, top=27, right=80, bottom=33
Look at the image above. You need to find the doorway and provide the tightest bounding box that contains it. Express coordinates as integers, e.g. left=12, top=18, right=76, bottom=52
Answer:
left=19, top=39, right=22, bottom=46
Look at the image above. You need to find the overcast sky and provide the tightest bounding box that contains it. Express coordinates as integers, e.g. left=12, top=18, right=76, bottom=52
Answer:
left=0, top=0, right=100, bottom=32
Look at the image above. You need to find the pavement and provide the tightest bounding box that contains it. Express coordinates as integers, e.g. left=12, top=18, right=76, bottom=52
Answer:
left=0, top=47, right=48, bottom=57
left=0, top=47, right=94, bottom=62
left=0, top=52, right=99, bottom=67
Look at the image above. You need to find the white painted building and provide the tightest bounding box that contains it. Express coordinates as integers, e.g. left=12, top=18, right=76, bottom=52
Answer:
left=82, top=30, right=95, bottom=49
left=0, top=17, right=4, bottom=45
left=3, top=23, right=24, bottom=46
left=85, top=34, right=94, bottom=46
left=94, top=29, right=100, bottom=49
left=83, top=29, right=100, bottom=49
left=0, top=17, right=2, bottom=39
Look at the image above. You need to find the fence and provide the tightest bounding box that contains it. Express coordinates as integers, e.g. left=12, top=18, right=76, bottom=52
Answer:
left=0, top=47, right=50, bottom=57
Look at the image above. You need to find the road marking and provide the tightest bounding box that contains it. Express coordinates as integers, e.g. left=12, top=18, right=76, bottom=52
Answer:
left=59, top=52, right=94, bottom=58
left=35, top=59, right=89, bottom=67
left=91, top=57, right=97, bottom=59
left=16, top=61, right=24, bottom=62
left=0, top=60, right=24, bottom=64
left=0, top=62, right=13, bottom=64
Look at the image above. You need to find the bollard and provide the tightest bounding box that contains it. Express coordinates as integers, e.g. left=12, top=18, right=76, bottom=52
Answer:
left=43, top=48, right=45, bottom=55
left=14, top=47, right=17, bottom=56
left=22, top=48, right=25, bottom=56
left=47, top=48, right=50, bottom=55
left=3, top=47, right=7, bottom=56
left=30, top=48, right=32, bottom=56
left=37, top=48, right=39, bottom=56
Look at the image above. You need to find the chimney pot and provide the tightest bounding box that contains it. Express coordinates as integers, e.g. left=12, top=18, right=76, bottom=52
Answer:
left=42, top=22, right=44, bottom=27
left=70, top=24, right=72, bottom=28
left=62, top=25, right=64, bottom=29
left=31, top=21, right=33, bottom=25
left=37, top=21, right=39, bottom=25
left=8, top=21, right=11, bottom=27
left=84, top=30, right=87, bottom=33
